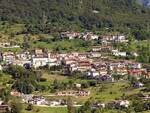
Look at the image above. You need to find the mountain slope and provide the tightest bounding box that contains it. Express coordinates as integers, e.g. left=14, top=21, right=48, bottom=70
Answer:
left=0, top=0, right=150, bottom=32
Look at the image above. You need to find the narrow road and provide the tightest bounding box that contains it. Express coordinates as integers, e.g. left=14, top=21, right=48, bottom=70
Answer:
left=34, top=105, right=82, bottom=108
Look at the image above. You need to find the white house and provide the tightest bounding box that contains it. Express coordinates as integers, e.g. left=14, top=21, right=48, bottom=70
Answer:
left=115, top=35, right=128, bottom=43
left=86, top=69, right=100, bottom=78
left=114, top=100, right=130, bottom=108
left=128, top=63, right=141, bottom=69
left=118, top=100, right=130, bottom=108
left=32, top=57, right=48, bottom=68
left=36, top=98, right=47, bottom=105
left=69, top=63, right=78, bottom=72
left=50, top=100, right=62, bottom=106
left=92, top=46, right=102, bottom=52
left=96, top=103, right=105, bottom=108
left=112, top=50, right=126, bottom=57
left=83, top=33, right=99, bottom=40
left=27, top=96, right=48, bottom=106
left=2, top=52, right=15, bottom=63
left=60, top=32, right=81, bottom=39
left=91, top=52, right=101, bottom=58
left=13, top=60, right=31, bottom=67
left=91, top=35, right=99, bottom=40
left=75, top=83, right=81, bottom=88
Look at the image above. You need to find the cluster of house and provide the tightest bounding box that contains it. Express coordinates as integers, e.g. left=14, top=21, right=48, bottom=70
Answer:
left=10, top=89, right=89, bottom=106
left=92, top=45, right=138, bottom=57
left=11, top=90, right=130, bottom=109
left=60, top=32, right=99, bottom=40
left=92, top=100, right=130, bottom=109
left=112, top=49, right=127, bottom=57
left=11, top=91, right=130, bottom=109
left=11, top=91, right=67, bottom=107
left=0, top=47, right=149, bottom=80
left=22, top=95, right=67, bottom=106
left=60, top=31, right=128, bottom=43
left=0, top=50, right=54, bottom=68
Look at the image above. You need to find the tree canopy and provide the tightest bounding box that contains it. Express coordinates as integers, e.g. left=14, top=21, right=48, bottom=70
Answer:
left=0, top=0, right=150, bottom=33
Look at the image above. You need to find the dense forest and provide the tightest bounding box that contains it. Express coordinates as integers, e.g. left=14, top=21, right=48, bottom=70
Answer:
left=0, top=0, right=150, bottom=35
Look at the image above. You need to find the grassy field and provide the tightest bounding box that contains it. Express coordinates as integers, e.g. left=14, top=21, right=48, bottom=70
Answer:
left=0, top=22, right=92, bottom=52
left=42, top=71, right=68, bottom=81
left=38, top=71, right=69, bottom=86
left=0, top=47, right=23, bottom=52
left=38, top=71, right=147, bottom=102
left=88, top=81, right=148, bottom=103
left=0, top=22, right=93, bottom=52
left=21, top=105, right=150, bottom=113
left=0, top=23, right=25, bottom=34
left=30, top=39, right=92, bottom=52
left=22, top=106, right=142, bottom=113
left=89, top=82, right=127, bottom=102
left=2, top=70, right=149, bottom=113
left=21, top=105, right=68, bottom=113
left=0, top=22, right=54, bottom=46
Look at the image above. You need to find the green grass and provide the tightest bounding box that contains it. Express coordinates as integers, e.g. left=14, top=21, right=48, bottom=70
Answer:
left=21, top=105, right=67, bottom=113
left=0, top=23, right=25, bottom=34
left=37, top=71, right=146, bottom=103
left=0, top=47, right=23, bottom=52
left=30, top=39, right=92, bottom=52
left=38, top=71, right=69, bottom=86
left=90, top=82, right=127, bottom=102
left=143, top=111, right=150, bottom=113
left=89, top=81, right=146, bottom=103
left=0, top=22, right=92, bottom=52
left=21, top=106, right=133, bottom=113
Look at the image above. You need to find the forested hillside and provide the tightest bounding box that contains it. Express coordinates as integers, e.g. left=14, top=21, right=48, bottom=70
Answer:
left=136, top=0, right=150, bottom=7
left=0, top=0, right=150, bottom=36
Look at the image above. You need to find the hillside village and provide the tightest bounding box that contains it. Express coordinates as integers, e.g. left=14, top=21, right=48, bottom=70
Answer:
left=0, top=31, right=150, bottom=113
left=0, top=32, right=148, bottom=78
left=0, top=47, right=148, bottom=79
left=1, top=0, right=150, bottom=113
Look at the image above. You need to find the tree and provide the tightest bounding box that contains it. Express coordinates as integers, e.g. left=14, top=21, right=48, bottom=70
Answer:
left=0, top=88, right=10, bottom=103
left=127, top=75, right=138, bottom=86
left=26, top=104, right=33, bottom=111
left=112, top=74, right=124, bottom=81
left=10, top=99, right=22, bottom=113
left=53, top=79, right=60, bottom=90
left=67, top=97, right=75, bottom=113
left=78, top=98, right=95, bottom=113
left=22, top=35, right=31, bottom=50
left=4, top=65, right=41, bottom=94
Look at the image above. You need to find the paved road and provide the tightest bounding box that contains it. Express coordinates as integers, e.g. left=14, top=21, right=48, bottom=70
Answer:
left=34, top=105, right=82, bottom=107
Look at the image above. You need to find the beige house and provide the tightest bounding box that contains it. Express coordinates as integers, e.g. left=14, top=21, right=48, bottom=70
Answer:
left=56, top=90, right=90, bottom=97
